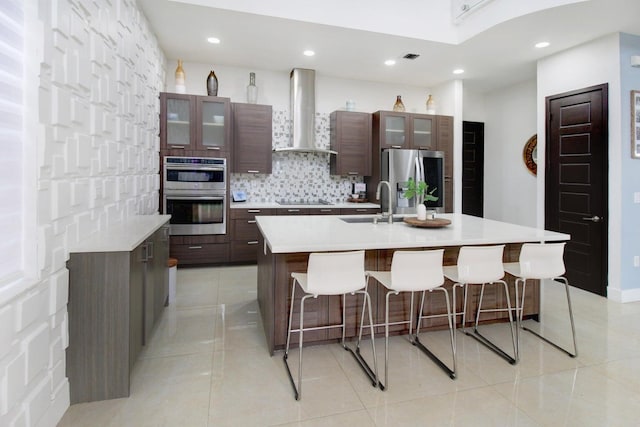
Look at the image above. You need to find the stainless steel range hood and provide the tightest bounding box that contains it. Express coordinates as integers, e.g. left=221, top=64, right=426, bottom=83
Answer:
left=273, top=68, right=337, bottom=155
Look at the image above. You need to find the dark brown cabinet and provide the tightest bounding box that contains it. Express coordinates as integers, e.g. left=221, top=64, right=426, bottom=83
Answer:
left=369, top=111, right=454, bottom=213
left=228, top=206, right=381, bottom=264
left=149, top=224, right=170, bottom=336
left=66, top=220, right=169, bottom=404
left=230, top=208, right=275, bottom=263
left=435, top=115, right=454, bottom=213
left=232, top=103, right=273, bottom=174
left=160, top=92, right=231, bottom=156
left=169, top=234, right=229, bottom=265
left=373, top=110, right=437, bottom=150
left=309, top=207, right=341, bottom=215
left=340, top=207, right=380, bottom=215
left=330, top=111, right=372, bottom=176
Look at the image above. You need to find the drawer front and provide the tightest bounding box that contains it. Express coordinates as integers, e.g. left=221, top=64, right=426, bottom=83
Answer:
left=232, top=219, right=260, bottom=241
left=340, top=207, right=381, bottom=215
left=230, top=208, right=275, bottom=220
left=230, top=240, right=260, bottom=263
left=307, top=207, right=340, bottom=215
left=170, top=242, right=229, bottom=265
left=276, top=208, right=308, bottom=215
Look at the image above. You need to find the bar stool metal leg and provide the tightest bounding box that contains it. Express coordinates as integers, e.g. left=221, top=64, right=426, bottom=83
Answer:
left=520, top=277, right=578, bottom=357
left=469, top=280, right=518, bottom=364
left=414, top=288, right=456, bottom=378
left=349, top=290, right=380, bottom=388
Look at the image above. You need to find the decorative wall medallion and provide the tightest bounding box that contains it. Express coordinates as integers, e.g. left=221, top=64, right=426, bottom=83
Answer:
left=523, top=134, right=537, bottom=175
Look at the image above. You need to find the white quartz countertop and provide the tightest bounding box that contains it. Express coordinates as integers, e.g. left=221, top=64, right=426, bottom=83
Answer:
left=256, top=214, right=570, bottom=253
left=68, top=215, right=171, bottom=253
left=230, top=201, right=380, bottom=209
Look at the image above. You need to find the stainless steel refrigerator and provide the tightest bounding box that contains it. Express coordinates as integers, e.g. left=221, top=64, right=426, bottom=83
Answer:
left=380, top=149, right=445, bottom=215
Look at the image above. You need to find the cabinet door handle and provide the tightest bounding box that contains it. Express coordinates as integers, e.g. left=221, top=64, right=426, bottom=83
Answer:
left=147, top=241, right=154, bottom=260
left=247, top=170, right=260, bottom=174
left=188, top=246, right=203, bottom=249
left=170, top=145, right=185, bottom=149
left=347, top=172, right=359, bottom=175
left=390, top=145, right=402, bottom=148
left=287, top=209, right=300, bottom=212
left=206, top=147, right=221, bottom=150
left=247, top=241, right=259, bottom=245
left=140, top=243, right=149, bottom=262
left=247, top=220, right=256, bottom=224
left=320, top=209, right=332, bottom=212
left=248, top=209, right=261, bottom=213
left=356, top=209, right=368, bottom=212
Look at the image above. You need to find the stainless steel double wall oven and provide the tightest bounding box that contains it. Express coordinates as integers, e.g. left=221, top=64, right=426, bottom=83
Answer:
left=162, top=156, right=227, bottom=235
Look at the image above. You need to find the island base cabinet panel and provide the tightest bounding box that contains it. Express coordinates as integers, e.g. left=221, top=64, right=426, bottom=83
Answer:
left=258, top=243, right=539, bottom=355
left=272, top=252, right=329, bottom=349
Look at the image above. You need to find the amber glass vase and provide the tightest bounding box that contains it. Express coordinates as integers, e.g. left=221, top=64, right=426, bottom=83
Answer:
left=393, top=95, right=405, bottom=112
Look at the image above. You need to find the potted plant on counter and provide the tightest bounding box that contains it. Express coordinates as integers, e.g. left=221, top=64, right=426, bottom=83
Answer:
left=403, top=178, right=438, bottom=220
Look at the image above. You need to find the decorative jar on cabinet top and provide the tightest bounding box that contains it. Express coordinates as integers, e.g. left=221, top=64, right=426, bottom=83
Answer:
left=206, top=70, right=218, bottom=96
left=174, top=60, right=185, bottom=94
left=393, top=95, right=405, bottom=112
left=246, top=72, right=258, bottom=104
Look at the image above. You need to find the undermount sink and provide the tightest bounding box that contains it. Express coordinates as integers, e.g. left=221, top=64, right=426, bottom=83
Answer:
left=340, top=215, right=402, bottom=224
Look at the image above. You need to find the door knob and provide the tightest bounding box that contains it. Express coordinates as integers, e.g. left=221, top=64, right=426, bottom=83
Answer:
left=581, top=215, right=602, bottom=222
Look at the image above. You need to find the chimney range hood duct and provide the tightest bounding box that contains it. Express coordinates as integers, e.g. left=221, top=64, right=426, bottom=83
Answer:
left=273, top=68, right=337, bottom=155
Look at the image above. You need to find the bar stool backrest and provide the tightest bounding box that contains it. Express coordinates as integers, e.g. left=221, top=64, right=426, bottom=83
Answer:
left=519, top=243, right=566, bottom=279
left=306, top=250, right=366, bottom=295
left=390, top=250, right=445, bottom=292
left=457, top=245, right=505, bottom=283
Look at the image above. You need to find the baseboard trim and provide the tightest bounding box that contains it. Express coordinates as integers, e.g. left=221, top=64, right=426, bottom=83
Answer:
left=607, top=286, right=640, bottom=303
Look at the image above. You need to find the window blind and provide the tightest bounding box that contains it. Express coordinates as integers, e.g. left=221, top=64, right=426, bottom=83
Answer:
left=0, top=0, right=24, bottom=285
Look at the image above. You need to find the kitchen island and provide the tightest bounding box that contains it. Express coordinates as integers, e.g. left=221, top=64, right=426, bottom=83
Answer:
left=256, top=213, right=570, bottom=355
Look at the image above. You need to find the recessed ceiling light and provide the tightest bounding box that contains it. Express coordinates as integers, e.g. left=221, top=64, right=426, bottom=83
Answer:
left=384, top=59, right=396, bottom=66
left=303, top=50, right=315, bottom=57
left=207, top=37, right=220, bottom=44
left=535, top=41, right=550, bottom=48
left=453, top=68, right=465, bottom=74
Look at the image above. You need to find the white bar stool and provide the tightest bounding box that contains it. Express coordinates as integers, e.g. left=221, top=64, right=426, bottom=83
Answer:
left=503, top=242, right=577, bottom=357
left=283, top=250, right=378, bottom=400
left=363, top=249, right=456, bottom=389
left=443, top=245, right=519, bottom=365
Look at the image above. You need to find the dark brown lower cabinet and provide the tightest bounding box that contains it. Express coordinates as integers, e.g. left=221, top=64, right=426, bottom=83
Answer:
left=66, top=222, right=169, bottom=404
left=228, top=206, right=381, bottom=264
left=169, top=234, right=229, bottom=265
left=229, top=208, right=275, bottom=263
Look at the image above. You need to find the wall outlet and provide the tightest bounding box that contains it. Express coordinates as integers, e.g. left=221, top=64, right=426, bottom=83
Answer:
left=635, top=192, right=640, bottom=204
left=635, top=256, right=640, bottom=267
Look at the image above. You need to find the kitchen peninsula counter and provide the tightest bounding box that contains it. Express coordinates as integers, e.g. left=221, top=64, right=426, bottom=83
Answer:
left=255, top=214, right=569, bottom=355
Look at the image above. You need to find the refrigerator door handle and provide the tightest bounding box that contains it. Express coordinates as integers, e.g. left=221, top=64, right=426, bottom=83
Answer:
left=416, top=155, right=425, bottom=182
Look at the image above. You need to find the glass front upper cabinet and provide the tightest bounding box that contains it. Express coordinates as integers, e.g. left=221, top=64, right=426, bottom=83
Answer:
left=382, top=113, right=408, bottom=148
left=197, top=96, right=231, bottom=152
left=411, top=115, right=435, bottom=149
left=165, top=96, right=192, bottom=148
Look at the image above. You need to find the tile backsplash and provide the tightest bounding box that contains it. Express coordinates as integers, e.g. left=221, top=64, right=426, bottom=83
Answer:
left=230, top=110, right=361, bottom=202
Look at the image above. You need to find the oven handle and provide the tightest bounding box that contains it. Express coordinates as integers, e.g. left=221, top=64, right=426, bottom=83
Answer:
left=165, top=166, right=225, bottom=172
left=166, top=196, right=225, bottom=201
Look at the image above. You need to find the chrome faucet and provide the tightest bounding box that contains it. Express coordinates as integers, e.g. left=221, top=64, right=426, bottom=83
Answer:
left=375, top=180, right=393, bottom=224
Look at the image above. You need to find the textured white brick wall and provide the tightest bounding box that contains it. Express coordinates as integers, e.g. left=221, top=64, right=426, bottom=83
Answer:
left=0, top=0, right=165, bottom=426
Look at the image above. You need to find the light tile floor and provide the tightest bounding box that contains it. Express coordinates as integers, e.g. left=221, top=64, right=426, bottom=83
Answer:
left=58, top=265, right=640, bottom=426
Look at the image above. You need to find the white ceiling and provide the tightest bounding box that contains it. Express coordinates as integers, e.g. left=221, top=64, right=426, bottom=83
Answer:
left=137, top=0, right=640, bottom=93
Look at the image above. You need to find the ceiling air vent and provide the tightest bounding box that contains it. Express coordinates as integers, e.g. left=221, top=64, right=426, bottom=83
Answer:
left=403, top=53, right=420, bottom=60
